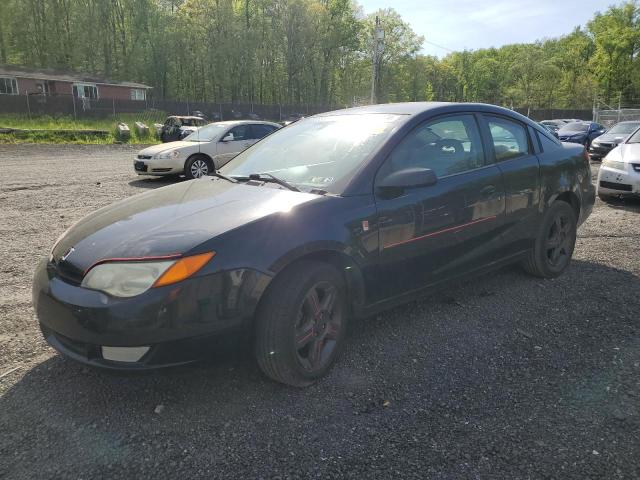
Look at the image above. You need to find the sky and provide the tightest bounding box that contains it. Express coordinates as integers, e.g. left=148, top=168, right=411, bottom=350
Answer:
left=358, top=0, right=611, bottom=57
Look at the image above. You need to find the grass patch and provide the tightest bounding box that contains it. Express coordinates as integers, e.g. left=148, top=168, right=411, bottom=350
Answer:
left=0, top=113, right=166, bottom=144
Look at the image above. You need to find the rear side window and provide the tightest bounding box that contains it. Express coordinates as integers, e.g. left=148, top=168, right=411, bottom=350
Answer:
left=537, top=131, right=562, bottom=152
left=486, top=116, right=530, bottom=161
left=378, top=114, right=485, bottom=179
left=250, top=124, right=276, bottom=139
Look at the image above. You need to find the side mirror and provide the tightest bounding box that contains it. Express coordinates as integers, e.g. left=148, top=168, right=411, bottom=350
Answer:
left=377, top=167, right=437, bottom=194
left=222, top=133, right=234, bottom=142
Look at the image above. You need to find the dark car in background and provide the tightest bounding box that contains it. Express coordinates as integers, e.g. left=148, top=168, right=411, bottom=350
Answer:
left=539, top=122, right=560, bottom=138
left=557, top=121, right=606, bottom=147
left=33, top=102, right=594, bottom=387
left=160, top=116, right=208, bottom=142
left=540, top=120, right=565, bottom=133
left=588, top=120, right=640, bottom=160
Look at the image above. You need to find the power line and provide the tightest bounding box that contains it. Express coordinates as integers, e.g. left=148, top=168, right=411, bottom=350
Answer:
left=423, top=39, right=454, bottom=53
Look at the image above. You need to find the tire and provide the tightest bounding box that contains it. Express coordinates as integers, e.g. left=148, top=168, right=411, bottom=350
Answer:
left=184, top=154, right=213, bottom=179
left=598, top=192, right=616, bottom=203
left=255, top=260, right=348, bottom=387
left=522, top=201, right=577, bottom=278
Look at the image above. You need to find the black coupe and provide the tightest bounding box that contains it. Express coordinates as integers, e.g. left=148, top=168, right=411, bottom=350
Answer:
left=33, top=103, right=595, bottom=386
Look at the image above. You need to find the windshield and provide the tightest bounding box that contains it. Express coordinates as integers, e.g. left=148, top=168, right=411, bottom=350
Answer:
left=183, top=123, right=227, bottom=142
left=559, top=122, right=588, bottom=133
left=626, top=128, right=640, bottom=143
left=220, top=114, right=403, bottom=193
left=609, top=122, right=640, bottom=135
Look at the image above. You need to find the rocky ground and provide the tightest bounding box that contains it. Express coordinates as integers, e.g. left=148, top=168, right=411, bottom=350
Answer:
left=0, top=144, right=638, bottom=479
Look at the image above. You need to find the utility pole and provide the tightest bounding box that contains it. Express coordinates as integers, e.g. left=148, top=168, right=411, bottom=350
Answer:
left=370, top=16, right=384, bottom=105
left=617, top=91, right=622, bottom=123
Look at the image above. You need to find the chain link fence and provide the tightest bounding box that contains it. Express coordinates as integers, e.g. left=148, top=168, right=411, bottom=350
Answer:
left=593, top=109, right=640, bottom=128
left=0, top=93, right=333, bottom=123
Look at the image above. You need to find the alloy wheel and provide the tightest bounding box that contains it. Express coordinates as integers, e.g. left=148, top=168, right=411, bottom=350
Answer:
left=546, top=212, right=573, bottom=267
left=190, top=159, right=209, bottom=178
left=294, top=281, right=342, bottom=373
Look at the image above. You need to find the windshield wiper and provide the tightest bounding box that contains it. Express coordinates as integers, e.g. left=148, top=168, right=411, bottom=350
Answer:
left=211, top=171, right=238, bottom=183
left=247, top=173, right=300, bottom=192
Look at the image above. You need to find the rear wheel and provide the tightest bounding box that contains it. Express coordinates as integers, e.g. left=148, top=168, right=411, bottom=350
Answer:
left=522, top=201, right=577, bottom=278
left=255, top=261, right=347, bottom=387
left=184, top=155, right=212, bottom=180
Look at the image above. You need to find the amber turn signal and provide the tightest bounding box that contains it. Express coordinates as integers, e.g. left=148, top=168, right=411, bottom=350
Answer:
left=153, top=252, right=215, bottom=287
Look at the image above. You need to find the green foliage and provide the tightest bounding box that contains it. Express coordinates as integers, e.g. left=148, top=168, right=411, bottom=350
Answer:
left=0, top=114, right=162, bottom=144
left=0, top=0, right=637, bottom=108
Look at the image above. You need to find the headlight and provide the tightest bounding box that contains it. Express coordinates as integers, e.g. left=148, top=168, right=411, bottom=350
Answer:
left=81, top=252, right=215, bottom=298
left=602, top=158, right=626, bottom=170
left=155, top=150, right=180, bottom=160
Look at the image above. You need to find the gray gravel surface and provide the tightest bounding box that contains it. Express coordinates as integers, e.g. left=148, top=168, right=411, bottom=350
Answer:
left=0, top=144, right=639, bottom=479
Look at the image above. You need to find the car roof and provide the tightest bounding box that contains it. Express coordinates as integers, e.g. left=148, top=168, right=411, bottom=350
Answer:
left=317, top=102, right=454, bottom=116
left=314, top=102, right=549, bottom=123
left=211, top=120, right=281, bottom=127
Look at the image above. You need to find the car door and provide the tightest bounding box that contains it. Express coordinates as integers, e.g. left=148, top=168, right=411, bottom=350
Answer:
left=371, top=113, right=506, bottom=302
left=480, top=115, right=541, bottom=257
left=215, top=124, right=253, bottom=166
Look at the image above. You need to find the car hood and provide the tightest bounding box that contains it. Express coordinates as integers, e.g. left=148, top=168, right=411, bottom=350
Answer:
left=595, top=133, right=628, bottom=144
left=606, top=143, right=640, bottom=162
left=138, top=141, right=198, bottom=155
left=51, top=179, right=319, bottom=274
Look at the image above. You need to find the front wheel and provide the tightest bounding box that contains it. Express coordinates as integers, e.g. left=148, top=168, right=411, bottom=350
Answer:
left=255, top=261, right=348, bottom=387
left=184, top=155, right=212, bottom=179
left=522, top=201, right=577, bottom=278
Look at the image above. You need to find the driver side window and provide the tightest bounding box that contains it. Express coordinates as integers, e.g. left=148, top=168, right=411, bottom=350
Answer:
left=380, top=114, right=485, bottom=180
left=226, top=125, right=249, bottom=141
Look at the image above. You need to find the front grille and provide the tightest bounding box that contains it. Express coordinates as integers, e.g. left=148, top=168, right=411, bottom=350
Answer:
left=632, top=164, right=640, bottom=172
left=137, top=154, right=152, bottom=160
left=600, top=181, right=632, bottom=191
left=134, top=161, right=148, bottom=172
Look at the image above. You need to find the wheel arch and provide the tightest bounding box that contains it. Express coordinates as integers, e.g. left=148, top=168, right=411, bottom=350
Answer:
left=256, top=248, right=367, bottom=322
left=184, top=152, right=215, bottom=171
left=550, top=190, right=580, bottom=220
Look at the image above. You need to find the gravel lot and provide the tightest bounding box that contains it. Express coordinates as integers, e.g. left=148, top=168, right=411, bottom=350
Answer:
left=1, top=144, right=639, bottom=479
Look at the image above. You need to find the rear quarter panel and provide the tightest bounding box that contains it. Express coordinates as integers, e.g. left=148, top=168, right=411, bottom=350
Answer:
left=539, top=142, right=594, bottom=225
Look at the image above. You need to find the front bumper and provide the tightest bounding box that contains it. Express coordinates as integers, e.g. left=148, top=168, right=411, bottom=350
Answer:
left=588, top=144, right=614, bottom=160
left=33, top=258, right=270, bottom=369
left=597, top=164, right=640, bottom=196
left=134, top=157, right=184, bottom=176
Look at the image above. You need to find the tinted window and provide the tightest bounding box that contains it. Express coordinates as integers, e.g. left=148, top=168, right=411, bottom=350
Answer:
left=251, top=124, right=276, bottom=139
left=486, top=116, right=530, bottom=161
left=379, top=114, right=485, bottom=179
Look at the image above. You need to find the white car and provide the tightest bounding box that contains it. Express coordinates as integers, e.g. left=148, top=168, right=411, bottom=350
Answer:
left=597, top=127, right=640, bottom=201
left=134, top=120, right=281, bottom=179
